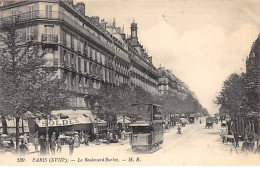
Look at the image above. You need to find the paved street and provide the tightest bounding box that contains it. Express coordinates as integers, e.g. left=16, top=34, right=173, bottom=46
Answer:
left=1, top=117, right=260, bottom=166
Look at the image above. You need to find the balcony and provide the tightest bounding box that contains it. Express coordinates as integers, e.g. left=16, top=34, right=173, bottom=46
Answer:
left=0, top=10, right=114, bottom=54
left=41, top=34, right=58, bottom=50
left=42, top=34, right=58, bottom=44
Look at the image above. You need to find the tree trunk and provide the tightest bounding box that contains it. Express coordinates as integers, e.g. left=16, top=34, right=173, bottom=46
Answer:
left=15, top=116, right=20, bottom=154
left=22, top=116, right=24, bottom=134
left=1, top=116, right=8, bottom=135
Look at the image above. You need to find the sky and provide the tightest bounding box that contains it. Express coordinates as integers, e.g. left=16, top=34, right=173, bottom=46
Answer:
left=75, top=0, right=260, bottom=115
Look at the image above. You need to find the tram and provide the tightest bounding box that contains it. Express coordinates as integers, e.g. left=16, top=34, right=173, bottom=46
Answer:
left=129, top=103, right=164, bottom=152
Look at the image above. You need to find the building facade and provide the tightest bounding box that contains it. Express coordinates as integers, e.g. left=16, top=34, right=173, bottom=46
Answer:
left=126, top=21, right=159, bottom=95
left=157, top=67, right=195, bottom=100
left=0, top=0, right=159, bottom=109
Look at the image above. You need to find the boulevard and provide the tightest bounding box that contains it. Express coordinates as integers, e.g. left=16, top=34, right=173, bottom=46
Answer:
left=1, top=117, right=259, bottom=166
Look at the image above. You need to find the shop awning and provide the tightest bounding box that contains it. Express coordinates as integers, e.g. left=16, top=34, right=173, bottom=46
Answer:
left=36, top=109, right=94, bottom=128
left=97, top=120, right=107, bottom=126
left=117, top=118, right=131, bottom=124
left=0, top=118, right=29, bottom=133
left=129, top=123, right=150, bottom=127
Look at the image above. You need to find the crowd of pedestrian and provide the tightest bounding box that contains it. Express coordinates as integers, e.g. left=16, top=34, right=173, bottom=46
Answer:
left=0, top=128, right=129, bottom=156
left=220, top=128, right=260, bottom=154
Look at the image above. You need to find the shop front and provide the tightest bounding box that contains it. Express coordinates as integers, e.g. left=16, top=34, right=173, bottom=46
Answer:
left=36, top=109, right=95, bottom=140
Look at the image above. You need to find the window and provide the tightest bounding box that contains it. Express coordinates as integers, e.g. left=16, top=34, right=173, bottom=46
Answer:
left=62, top=49, right=67, bottom=66
left=71, top=36, right=74, bottom=50
left=45, top=5, right=52, bottom=18
left=26, top=26, right=35, bottom=41
left=28, top=5, right=34, bottom=19
left=11, top=9, right=17, bottom=21
left=63, top=31, right=67, bottom=45
left=77, top=40, right=81, bottom=53
left=44, top=25, right=54, bottom=34
left=78, top=57, right=81, bottom=71
left=84, top=60, right=87, bottom=73
left=12, top=9, right=17, bottom=16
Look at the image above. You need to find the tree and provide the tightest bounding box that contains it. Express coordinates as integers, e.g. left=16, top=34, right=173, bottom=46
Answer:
left=0, top=16, right=69, bottom=153
left=96, top=84, right=135, bottom=117
left=215, top=73, right=248, bottom=132
left=91, top=84, right=159, bottom=126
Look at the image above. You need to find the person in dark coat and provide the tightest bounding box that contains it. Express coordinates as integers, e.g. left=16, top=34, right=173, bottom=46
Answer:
left=107, top=131, right=110, bottom=144
left=39, top=135, right=46, bottom=155
left=19, top=140, right=28, bottom=155
left=34, top=131, right=39, bottom=152
left=234, top=131, right=239, bottom=147
left=56, top=137, right=62, bottom=153
left=68, top=137, right=74, bottom=156
left=84, top=133, right=89, bottom=146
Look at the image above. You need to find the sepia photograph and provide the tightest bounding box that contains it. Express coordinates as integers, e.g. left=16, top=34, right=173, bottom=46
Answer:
left=0, top=0, right=260, bottom=166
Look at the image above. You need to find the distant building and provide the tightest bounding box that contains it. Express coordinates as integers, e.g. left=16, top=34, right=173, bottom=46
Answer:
left=157, top=67, right=198, bottom=100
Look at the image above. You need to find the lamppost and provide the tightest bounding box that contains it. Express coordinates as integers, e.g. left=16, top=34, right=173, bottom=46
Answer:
left=226, top=114, right=231, bottom=135
left=93, top=101, right=100, bottom=145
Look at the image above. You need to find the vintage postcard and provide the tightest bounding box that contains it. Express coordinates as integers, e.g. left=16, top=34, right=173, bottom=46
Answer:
left=0, top=0, right=260, bottom=166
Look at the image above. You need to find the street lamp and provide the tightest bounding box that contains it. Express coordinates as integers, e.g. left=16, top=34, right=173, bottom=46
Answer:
left=226, top=114, right=232, bottom=134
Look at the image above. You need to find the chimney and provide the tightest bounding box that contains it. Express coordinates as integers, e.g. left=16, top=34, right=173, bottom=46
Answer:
left=91, top=16, right=100, bottom=24
left=121, top=33, right=126, bottom=40
left=141, top=48, right=145, bottom=56
left=67, top=0, right=74, bottom=5
left=75, top=2, right=85, bottom=15
left=148, top=56, right=152, bottom=63
left=100, top=19, right=107, bottom=30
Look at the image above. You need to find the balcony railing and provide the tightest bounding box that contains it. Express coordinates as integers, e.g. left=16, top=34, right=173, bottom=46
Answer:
left=42, top=34, right=58, bottom=43
left=0, top=10, right=114, bottom=54
left=0, top=11, right=59, bottom=26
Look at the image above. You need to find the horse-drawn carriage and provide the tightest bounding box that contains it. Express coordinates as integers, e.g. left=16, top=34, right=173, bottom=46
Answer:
left=205, top=117, right=214, bottom=129
left=189, top=115, right=195, bottom=124
left=179, top=118, right=188, bottom=127
left=129, top=103, right=164, bottom=152
left=221, top=120, right=227, bottom=127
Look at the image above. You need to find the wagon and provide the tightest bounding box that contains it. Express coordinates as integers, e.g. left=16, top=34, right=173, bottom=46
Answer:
left=205, top=117, right=214, bottom=129
left=189, top=116, right=195, bottom=124
left=221, top=120, right=227, bottom=127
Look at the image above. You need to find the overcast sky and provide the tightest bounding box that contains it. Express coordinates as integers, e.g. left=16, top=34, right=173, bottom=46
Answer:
left=75, top=0, right=260, bottom=115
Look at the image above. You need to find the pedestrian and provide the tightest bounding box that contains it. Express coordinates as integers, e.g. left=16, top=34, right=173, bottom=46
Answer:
left=56, top=137, right=62, bottom=153
left=23, top=133, right=28, bottom=144
left=177, top=125, right=182, bottom=135
left=110, top=131, right=113, bottom=141
left=121, top=130, right=125, bottom=140
left=68, top=137, right=74, bottom=156
left=234, top=131, right=239, bottom=148
left=74, top=132, right=80, bottom=148
left=34, top=131, right=39, bottom=152
left=107, top=131, right=110, bottom=144
left=220, top=130, right=225, bottom=144
left=51, top=132, right=56, bottom=142
left=19, top=140, right=28, bottom=155
left=200, top=119, right=201, bottom=124
left=84, top=133, right=89, bottom=146
left=39, top=135, right=46, bottom=155
left=50, top=139, right=56, bottom=155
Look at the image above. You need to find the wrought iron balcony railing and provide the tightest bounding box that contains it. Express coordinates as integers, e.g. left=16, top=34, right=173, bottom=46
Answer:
left=41, top=34, right=58, bottom=43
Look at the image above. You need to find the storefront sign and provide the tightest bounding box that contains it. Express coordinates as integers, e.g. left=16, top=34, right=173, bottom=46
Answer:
left=37, top=118, right=82, bottom=127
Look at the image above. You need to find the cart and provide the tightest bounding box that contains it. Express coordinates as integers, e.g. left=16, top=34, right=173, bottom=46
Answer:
left=205, top=117, right=214, bottom=129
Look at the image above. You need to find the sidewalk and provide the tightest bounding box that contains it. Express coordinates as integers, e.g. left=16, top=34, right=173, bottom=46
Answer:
left=25, top=139, right=130, bottom=154
left=219, top=136, right=259, bottom=155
